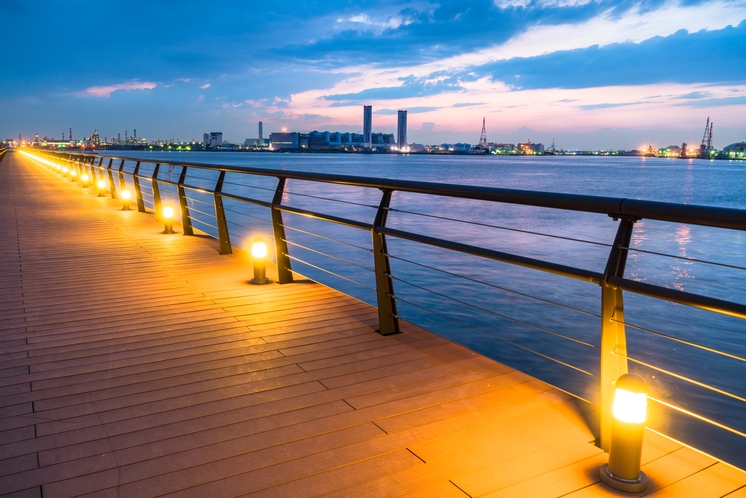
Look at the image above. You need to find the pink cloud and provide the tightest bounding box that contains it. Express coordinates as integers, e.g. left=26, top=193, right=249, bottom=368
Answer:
left=82, top=81, right=157, bottom=98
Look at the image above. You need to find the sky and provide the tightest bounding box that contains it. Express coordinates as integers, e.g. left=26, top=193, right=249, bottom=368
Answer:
left=1, top=0, right=745, bottom=150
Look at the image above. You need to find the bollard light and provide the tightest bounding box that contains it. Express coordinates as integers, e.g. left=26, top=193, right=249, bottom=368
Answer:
left=97, top=179, right=107, bottom=197
left=121, top=189, right=132, bottom=211
left=70, top=170, right=77, bottom=181
left=62, top=167, right=69, bottom=176
left=162, top=206, right=175, bottom=234
left=250, top=238, right=270, bottom=284
left=81, top=173, right=89, bottom=188
left=56, top=165, right=62, bottom=172
left=600, top=373, right=649, bottom=492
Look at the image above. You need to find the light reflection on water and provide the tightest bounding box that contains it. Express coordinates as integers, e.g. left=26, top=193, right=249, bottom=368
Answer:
left=115, top=151, right=746, bottom=468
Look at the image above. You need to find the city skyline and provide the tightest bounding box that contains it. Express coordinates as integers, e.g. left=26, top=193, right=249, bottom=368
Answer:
left=2, top=0, right=746, bottom=150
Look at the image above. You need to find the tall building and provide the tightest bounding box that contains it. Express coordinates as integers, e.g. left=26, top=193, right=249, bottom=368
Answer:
left=363, top=106, right=372, bottom=148
left=397, top=110, right=407, bottom=150
left=258, top=121, right=263, bottom=141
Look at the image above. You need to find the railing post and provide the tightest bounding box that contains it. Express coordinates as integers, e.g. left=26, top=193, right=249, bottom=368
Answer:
left=177, top=167, right=194, bottom=236
left=107, top=158, right=117, bottom=198
left=117, top=159, right=126, bottom=191
left=152, top=164, right=162, bottom=220
left=372, top=189, right=400, bottom=335
left=600, top=216, right=637, bottom=451
left=271, top=178, right=293, bottom=283
left=214, top=171, right=232, bottom=255
left=132, top=161, right=146, bottom=212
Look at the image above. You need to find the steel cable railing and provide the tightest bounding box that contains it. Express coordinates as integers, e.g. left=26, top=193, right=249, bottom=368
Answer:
left=387, top=206, right=614, bottom=247
left=284, top=238, right=376, bottom=273
left=281, top=224, right=373, bottom=254
left=389, top=292, right=597, bottom=380
left=612, top=318, right=746, bottom=364
left=388, top=252, right=600, bottom=318
left=622, top=245, right=746, bottom=271
left=285, top=254, right=376, bottom=291
left=24, top=148, right=746, bottom=471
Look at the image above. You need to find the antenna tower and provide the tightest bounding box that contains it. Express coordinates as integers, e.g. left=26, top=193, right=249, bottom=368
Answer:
left=68, top=126, right=72, bottom=141
left=479, top=117, right=487, bottom=147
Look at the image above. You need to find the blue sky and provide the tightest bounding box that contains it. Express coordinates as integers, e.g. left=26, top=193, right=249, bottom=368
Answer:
left=1, top=0, right=745, bottom=149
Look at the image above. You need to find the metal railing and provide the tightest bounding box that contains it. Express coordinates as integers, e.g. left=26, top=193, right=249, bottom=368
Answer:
left=22, top=148, right=746, bottom=469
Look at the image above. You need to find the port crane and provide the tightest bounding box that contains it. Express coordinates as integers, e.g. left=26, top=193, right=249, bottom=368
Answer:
left=699, top=116, right=713, bottom=158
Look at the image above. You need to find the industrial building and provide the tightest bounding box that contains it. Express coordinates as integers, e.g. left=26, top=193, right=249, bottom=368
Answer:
left=203, top=132, right=223, bottom=148
left=722, top=142, right=746, bottom=159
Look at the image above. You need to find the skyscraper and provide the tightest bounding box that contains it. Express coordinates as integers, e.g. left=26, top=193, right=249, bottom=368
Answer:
left=363, top=106, right=372, bottom=148
left=397, top=110, right=407, bottom=150
left=258, top=121, right=263, bottom=141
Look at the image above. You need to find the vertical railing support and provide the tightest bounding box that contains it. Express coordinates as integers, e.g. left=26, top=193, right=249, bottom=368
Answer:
left=117, top=159, right=126, bottom=191
left=214, top=171, right=233, bottom=255
left=177, top=167, right=194, bottom=236
left=372, top=189, right=400, bottom=335
left=132, top=161, right=146, bottom=212
left=96, top=157, right=104, bottom=182
left=600, top=216, right=637, bottom=451
left=271, top=178, right=293, bottom=283
left=107, top=158, right=117, bottom=198
left=152, top=164, right=162, bottom=220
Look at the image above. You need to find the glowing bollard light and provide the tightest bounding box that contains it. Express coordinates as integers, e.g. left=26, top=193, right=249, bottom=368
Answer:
left=70, top=170, right=78, bottom=181
left=81, top=173, right=90, bottom=188
left=62, top=167, right=69, bottom=177
left=600, top=373, right=649, bottom=493
left=97, top=180, right=107, bottom=197
left=56, top=165, right=62, bottom=172
left=121, top=189, right=132, bottom=211
left=250, top=238, right=270, bottom=284
left=162, top=206, right=175, bottom=234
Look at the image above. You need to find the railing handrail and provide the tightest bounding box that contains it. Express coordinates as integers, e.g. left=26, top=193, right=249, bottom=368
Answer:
left=50, top=151, right=746, bottom=231
left=24, top=148, right=746, bottom=470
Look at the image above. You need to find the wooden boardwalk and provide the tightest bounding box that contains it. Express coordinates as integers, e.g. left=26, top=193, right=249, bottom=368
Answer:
left=1, top=151, right=745, bottom=497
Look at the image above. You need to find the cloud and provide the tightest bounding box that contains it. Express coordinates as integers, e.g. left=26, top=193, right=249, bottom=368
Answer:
left=80, top=81, right=157, bottom=98
left=579, top=101, right=652, bottom=110
left=674, top=96, right=746, bottom=107
left=336, top=13, right=411, bottom=30
left=451, top=102, right=485, bottom=107
left=324, top=74, right=464, bottom=102
left=676, top=91, right=712, bottom=99
left=375, top=106, right=441, bottom=114
left=494, top=0, right=592, bottom=8
left=471, top=21, right=746, bottom=90
left=201, top=83, right=211, bottom=89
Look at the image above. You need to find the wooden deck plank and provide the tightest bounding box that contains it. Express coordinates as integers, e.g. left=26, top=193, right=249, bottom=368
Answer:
left=1, top=151, right=743, bottom=498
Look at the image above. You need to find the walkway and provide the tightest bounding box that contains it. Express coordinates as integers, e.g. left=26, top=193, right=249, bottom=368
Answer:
left=1, top=151, right=745, bottom=497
